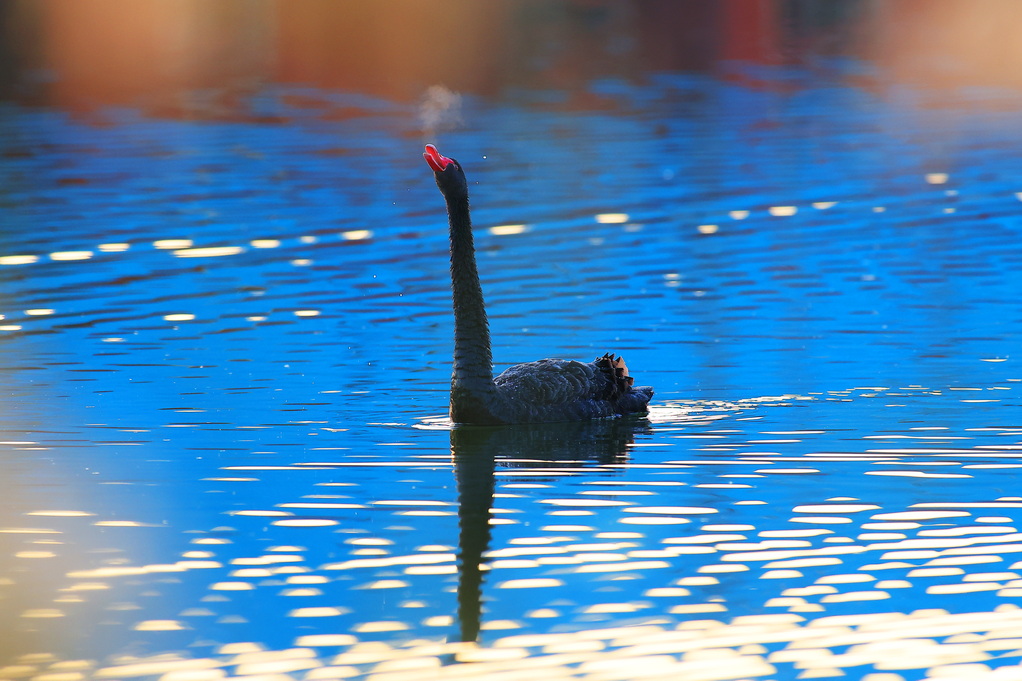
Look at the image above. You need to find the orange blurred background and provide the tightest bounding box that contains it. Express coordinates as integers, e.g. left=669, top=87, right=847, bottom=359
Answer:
left=2, top=0, right=1022, bottom=116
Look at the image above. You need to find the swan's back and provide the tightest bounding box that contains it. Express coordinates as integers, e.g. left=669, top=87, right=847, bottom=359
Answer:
left=492, top=354, right=653, bottom=424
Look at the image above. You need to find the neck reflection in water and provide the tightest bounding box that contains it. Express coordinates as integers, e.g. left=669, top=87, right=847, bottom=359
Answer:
left=450, top=417, right=652, bottom=643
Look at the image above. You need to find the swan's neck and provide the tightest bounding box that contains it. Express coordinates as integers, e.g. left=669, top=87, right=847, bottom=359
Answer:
left=447, top=195, right=496, bottom=401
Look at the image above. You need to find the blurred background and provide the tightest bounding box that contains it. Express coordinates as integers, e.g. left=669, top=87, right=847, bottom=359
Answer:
left=3, top=0, right=1022, bottom=115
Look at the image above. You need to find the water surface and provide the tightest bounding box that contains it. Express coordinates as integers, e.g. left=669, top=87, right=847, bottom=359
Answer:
left=3, top=69, right=1022, bottom=681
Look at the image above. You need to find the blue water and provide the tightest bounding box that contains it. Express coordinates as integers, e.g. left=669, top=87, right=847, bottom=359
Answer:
left=4, top=67, right=1022, bottom=680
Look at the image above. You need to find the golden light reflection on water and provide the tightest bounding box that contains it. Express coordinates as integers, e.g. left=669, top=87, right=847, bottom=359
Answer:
left=488, top=224, right=529, bottom=236
left=8, top=402, right=1022, bottom=678
left=10, top=599, right=1022, bottom=680
left=173, top=246, right=245, bottom=258
left=26, top=510, right=94, bottom=517
left=48, top=251, right=93, bottom=261
left=154, top=239, right=194, bottom=250
left=0, top=223, right=384, bottom=339
left=595, top=213, right=629, bottom=224
left=0, top=255, right=39, bottom=265
left=341, top=229, right=373, bottom=241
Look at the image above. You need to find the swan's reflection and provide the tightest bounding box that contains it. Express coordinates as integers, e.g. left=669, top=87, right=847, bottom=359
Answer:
left=450, top=416, right=651, bottom=642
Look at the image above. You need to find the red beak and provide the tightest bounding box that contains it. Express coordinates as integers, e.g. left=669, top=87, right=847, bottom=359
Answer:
left=423, top=144, right=454, bottom=172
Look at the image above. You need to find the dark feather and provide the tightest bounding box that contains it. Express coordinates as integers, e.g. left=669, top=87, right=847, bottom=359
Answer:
left=491, top=356, right=653, bottom=423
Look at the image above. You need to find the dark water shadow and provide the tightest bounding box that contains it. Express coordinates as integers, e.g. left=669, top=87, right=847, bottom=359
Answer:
left=449, top=417, right=651, bottom=644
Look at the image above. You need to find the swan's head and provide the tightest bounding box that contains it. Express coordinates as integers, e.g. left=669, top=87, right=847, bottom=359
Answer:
left=424, top=144, right=468, bottom=202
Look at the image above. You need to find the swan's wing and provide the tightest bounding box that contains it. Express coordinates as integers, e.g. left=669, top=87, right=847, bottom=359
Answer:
left=493, top=358, right=614, bottom=405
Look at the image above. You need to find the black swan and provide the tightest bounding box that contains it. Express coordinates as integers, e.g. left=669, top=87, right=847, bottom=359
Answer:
left=424, top=143, right=653, bottom=425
